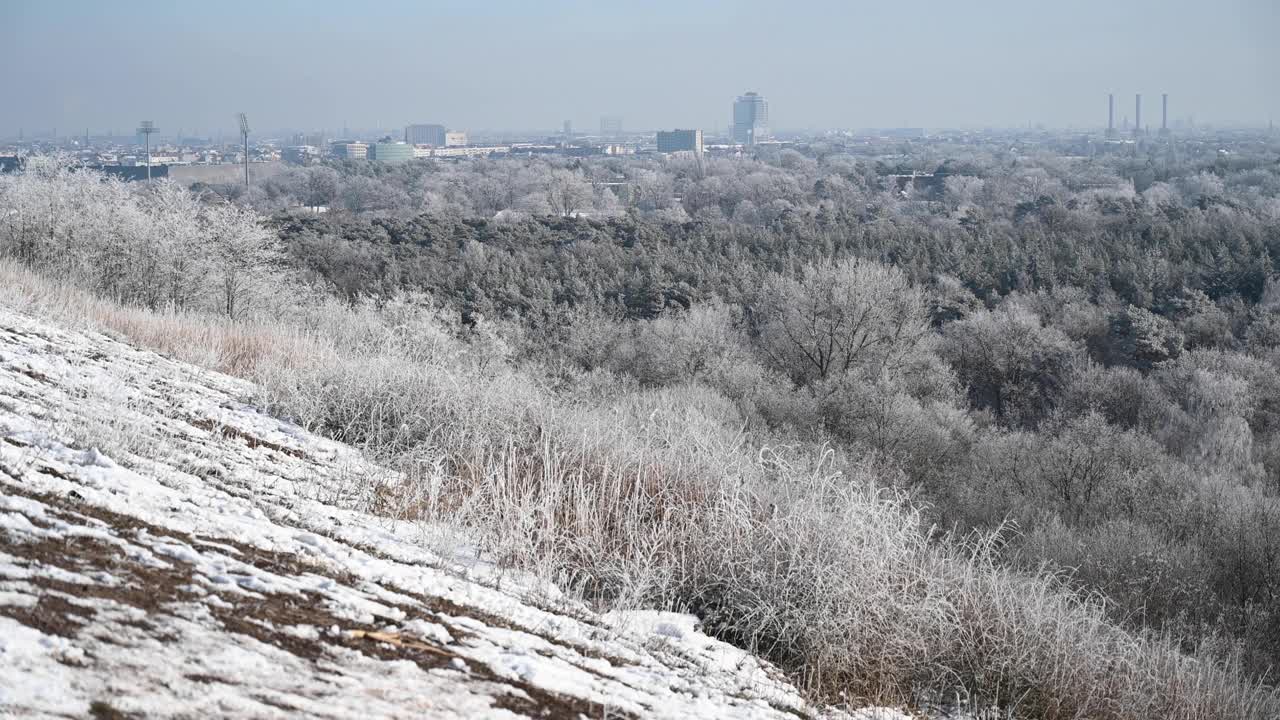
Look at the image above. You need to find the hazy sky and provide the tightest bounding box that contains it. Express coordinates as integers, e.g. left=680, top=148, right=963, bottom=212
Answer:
left=2, top=0, right=1277, bottom=136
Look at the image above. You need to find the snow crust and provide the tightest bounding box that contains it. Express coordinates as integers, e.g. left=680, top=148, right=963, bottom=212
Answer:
left=0, top=305, right=917, bottom=719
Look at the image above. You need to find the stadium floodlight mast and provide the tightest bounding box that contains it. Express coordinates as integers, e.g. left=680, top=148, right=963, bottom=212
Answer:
left=237, top=113, right=250, bottom=190
left=136, top=121, right=157, bottom=181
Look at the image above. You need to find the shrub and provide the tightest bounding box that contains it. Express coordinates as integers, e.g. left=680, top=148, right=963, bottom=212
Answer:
left=940, top=305, right=1080, bottom=427
left=1060, top=362, right=1177, bottom=434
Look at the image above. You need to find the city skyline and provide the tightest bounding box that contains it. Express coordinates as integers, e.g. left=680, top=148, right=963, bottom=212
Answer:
left=2, top=0, right=1278, bottom=135
left=3, top=87, right=1269, bottom=144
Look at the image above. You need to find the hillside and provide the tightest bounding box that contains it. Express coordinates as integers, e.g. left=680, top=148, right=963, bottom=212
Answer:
left=0, top=305, right=884, bottom=719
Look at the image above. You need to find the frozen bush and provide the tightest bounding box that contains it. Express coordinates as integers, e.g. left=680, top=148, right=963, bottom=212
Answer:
left=940, top=305, right=1080, bottom=427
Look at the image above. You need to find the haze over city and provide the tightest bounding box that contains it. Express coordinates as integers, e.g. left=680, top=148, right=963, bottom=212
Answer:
left=2, top=0, right=1278, bottom=135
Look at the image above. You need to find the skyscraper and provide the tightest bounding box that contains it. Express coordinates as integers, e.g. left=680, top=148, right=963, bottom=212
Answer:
left=732, top=92, right=769, bottom=145
left=600, top=116, right=623, bottom=136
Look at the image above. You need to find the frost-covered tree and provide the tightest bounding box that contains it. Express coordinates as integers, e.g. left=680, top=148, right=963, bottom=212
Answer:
left=941, top=305, right=1080, bottom=427
left=304, top=166, right=341, bottom=210
left=545, top=168, right=593, bottom=218
left=755, top=259, right=931, bottom=387
left=205, top=201, right=279, bottom=319
left=1108, top=305, right=1184, bottom=370
left=142, top=181, right=206, bottom=309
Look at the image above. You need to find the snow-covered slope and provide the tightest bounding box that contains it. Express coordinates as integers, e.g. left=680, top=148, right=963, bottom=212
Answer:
left=0, top=305, right=884, bottom=719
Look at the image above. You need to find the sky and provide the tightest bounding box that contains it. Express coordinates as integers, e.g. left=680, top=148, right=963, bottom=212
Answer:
left=2, top=0, right=1277, bottom=137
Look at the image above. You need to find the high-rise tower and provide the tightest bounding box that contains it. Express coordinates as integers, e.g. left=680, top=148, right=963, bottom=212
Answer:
left=732, top=92, right=769, bottom=145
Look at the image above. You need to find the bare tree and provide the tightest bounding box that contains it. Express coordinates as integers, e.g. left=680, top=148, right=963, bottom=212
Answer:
left=755, top=259, right=931, bottom=387
left=545, top=168, right=592, bottom=218
left=304, top=166, right=340, bottom=210
left=205, top=202, right=278, bottom=319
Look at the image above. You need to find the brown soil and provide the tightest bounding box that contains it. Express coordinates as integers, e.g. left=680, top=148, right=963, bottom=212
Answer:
left=187, top=417, right=310, bottom=459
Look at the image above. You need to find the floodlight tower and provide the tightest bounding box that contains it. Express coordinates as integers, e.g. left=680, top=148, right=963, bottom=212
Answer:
left=238, top=113, right=250, bottom=190
left=137, top=121, right=158, bottom=181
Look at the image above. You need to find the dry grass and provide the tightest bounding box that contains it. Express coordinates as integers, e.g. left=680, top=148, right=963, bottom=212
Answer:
left=2, top=257, right=1277, bottom=719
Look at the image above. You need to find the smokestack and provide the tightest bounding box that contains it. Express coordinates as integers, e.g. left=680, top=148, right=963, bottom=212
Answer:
left=1161, top=93, right=1169, bottom=136
left=1134, top=94, right=1142, bottom=137
left=1108, top=94, right=1115, bottom=137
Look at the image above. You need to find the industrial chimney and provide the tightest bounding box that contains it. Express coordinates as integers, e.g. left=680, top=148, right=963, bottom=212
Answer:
left=1161, top=93, right=1169, bottom=136
left=1134, top=94, right=1142, bottom=137
left=1107, top=94, right=1115, bottom=137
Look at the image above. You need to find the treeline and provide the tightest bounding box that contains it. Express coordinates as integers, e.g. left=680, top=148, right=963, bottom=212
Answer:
left=270, top=196, right=1277, bottom=321
left=246, top=140, right=1280, bottom=320
left=0, top=157, right=281, bottom=318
